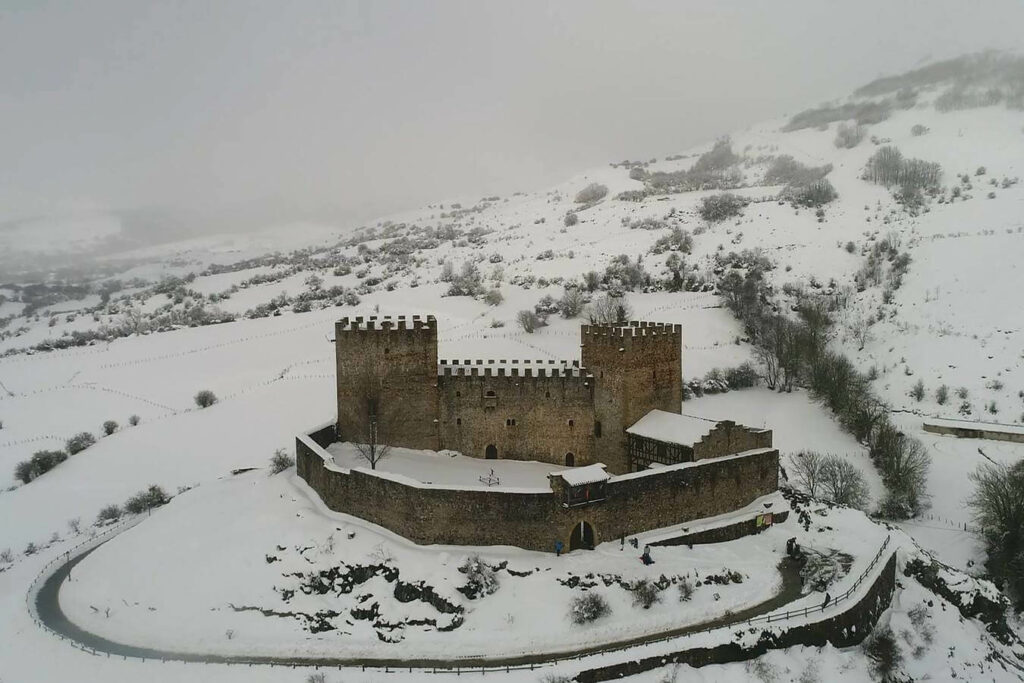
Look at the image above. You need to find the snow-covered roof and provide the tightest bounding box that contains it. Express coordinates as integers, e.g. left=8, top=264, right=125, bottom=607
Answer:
left=626, top=409, right=715, bottom=446
left=924, top=417, right=1024, bottom=437
left=558, top=464, right=609, bottom=486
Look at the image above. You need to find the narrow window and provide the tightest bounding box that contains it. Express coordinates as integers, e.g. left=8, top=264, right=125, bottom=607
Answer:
left=545, top=391, right=551, bottom=398
left=384, top=348, right=390, bottom=355
left=568, top=419, right=575, bottom=427
left=486, top=390, right=496, bottom=397
left=595, top=421, right=602, bottom=438
left=456, top=391, right=461, bottom=397
left=506, top=418, right=512, bottom=426
left=456, top=418, right=462, bottom=425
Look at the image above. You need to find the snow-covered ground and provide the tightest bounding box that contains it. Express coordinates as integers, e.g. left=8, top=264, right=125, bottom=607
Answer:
left=3, top=64, right=1024, bottom=682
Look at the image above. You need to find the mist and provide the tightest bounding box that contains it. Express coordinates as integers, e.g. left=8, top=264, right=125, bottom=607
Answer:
left=3, top=0, right=1024, bottom=238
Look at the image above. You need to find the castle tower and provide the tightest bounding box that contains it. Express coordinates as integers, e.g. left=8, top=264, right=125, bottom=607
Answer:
left=335, top=315, right=440, bottom=451
left=581, top=321, right=683, bottom=473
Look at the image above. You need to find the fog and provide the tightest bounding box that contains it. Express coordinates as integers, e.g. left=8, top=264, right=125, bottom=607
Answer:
left=3, top=0, right=1024, bottom=237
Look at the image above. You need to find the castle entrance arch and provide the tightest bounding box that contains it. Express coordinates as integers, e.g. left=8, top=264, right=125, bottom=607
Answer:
left=485, top=444, right=498, bottom=459
left=569, top=521, right=595, bottom=551
left=565, top=452, right=575, bottom=467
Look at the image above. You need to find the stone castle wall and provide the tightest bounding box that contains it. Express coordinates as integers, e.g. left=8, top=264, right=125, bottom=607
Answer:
left=693, top=421, right=774, bottom=461
left=335, top=316, right=440, bottom=451
left=576, top=552, right=898, bottom=681
left=581, top=322, right=684, bottom=473
left=437, top=365, right=597, bottom=466
left=297, top=427, right=779, bottom=553
left=334, top=316, right=686, bottom=475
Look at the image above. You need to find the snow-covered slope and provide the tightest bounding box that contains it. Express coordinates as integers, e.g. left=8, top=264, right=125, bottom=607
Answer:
left=2, top=55, right=1024, bottom=682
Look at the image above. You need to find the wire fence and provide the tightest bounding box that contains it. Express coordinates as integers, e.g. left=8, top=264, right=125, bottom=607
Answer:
left=24, top=523, right=894, bottom=676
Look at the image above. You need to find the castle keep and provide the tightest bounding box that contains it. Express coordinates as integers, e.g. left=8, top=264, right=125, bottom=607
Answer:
left=297, top=314, right=781, bottom=552
left=335, top=314, right=687, bottom=474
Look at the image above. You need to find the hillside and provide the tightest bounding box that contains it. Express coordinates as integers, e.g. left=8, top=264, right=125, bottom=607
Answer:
left=1, top=53, right=1024, bottom=682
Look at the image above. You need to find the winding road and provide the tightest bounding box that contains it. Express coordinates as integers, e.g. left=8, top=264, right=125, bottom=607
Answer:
left=33, top=526, right=806, bottom=672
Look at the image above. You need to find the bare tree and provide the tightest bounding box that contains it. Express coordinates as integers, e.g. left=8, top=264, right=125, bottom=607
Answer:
left=820, top=456, right=870, bottom=509
left=120, top=305, right=146, bottom=336
left=587, top=293, right=632, bottom=325
left=790, top=451, right=826, bottom=497
left=347, top=364, right=408, bottom=470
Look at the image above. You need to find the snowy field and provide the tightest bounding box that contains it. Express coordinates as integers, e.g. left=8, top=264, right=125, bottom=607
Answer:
left=3, top=69, right=1024, bottom=682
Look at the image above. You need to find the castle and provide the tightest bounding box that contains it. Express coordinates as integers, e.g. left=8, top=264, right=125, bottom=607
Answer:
left=296, top=314, right=781, bottom=552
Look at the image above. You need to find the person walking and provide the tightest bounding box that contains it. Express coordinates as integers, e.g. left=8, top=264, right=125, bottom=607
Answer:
left=822, top=592, right=831, bottom=609
left=555, top=540, right=564, bottom=557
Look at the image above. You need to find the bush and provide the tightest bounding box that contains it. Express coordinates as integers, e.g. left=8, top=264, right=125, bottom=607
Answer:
left=447, top=261, right=484, bottom=297
left=935, top=384, right=949, bottom=405
left=910, top=379, right=925, bottom=402
left=871, top=425, right=929, bottom=518
left=569, top=591, right=611, bottom=624
left=651, top=227, right=693, bottom=255
left=459, top=555, right=499, bottom=597
left=102, top=420, right=118, bottom=436
left=482, top=288, right=504, bottom=306
left=630, top=579, right=661, bottom=609
left=698, top=193, right=745, bottom=222
left=678, top=577, right=694, bottom=601
left=724, top=362, right=759, bottom=389
left=66, top=432, right=96, bottom=455
left=864, top=626, right=903, bottom=679
left=834, top=122, right=866, bottom=148
left=194, top=390, right=218, bottom=408
left=14, top=449, right=69, bottom=484
left=785, top=179, right=837, bottom=208
left=14, top=460, right=34, bottom=484
left=516, top=310, right=546, bottom=333
left=96, top=504, right=122, bottom=524
left=911, top=124, right=929, bottom=136
left=575, top=183, right=608, bottom=204
left=124, top=485, right=170, bottom=514
left=563, top=212, right=578, bottom=227
left=128, top=414, right=140, bottom=426
left=558, top=288, right=585, bottom=319
left=269, top=448, right=295, bottom=474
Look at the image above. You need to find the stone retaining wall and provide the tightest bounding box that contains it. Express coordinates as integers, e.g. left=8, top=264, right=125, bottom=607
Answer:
left=574, top=552, right=898, bottom=681
left=296, top=427, right=779, bottom=553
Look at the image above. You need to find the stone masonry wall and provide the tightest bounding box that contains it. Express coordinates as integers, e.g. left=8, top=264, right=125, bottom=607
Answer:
left=575, top=551, right=898, bottom=682
left=437, top=369, right=596, bottom=466
left=693, top=421, right=774, bottom=461
left=297, top=430, right=779, bottom=552
left=335, top=316, right=440, bottom=451
left=582, top=322, right=683, bottom=474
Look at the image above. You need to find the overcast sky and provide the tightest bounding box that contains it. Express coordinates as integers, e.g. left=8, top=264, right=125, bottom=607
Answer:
left=2, top=0, right=1024, bottom=234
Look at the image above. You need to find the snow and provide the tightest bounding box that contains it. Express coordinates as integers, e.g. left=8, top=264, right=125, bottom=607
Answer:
left=1, top=71, right=1023, bottom=682
left=326, top=441, right=562, bottom=490
left=626, top=409, right=716, bottom=446
left=558, top=463, right=608, bottom=486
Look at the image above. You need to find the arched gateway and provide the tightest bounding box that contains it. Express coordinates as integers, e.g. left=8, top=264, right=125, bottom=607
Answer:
left=569, top=521, right=595, bottom=551
left=485, top=444, right=497, bottom=459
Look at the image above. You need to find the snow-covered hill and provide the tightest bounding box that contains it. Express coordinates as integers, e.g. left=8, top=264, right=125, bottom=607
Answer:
left=2, top=53, right=1024, bottom=682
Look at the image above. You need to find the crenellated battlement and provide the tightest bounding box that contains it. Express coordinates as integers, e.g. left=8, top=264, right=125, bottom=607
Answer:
left=337, top=315, right=437, bottom=333
left=438, top=358, right=591, bottom=380
left=580, top=321, right=682, bottom=351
